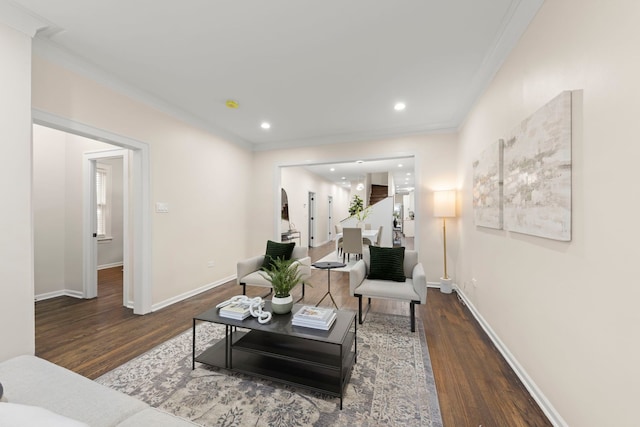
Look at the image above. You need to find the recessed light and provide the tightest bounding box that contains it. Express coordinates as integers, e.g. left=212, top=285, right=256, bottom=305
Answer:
left=261, top=122, right=271, bottom=130
left=330, top=167, right=335, bottom=172
left=394, top=102, right=406, bottom=111
left=398, top=164, right=403, bottom=168
left=406, top=172, right=411, bottom=176
left=341, top=176, right=346, bottom=180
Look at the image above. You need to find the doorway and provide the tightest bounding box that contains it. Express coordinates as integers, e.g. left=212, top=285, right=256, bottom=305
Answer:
left=84, top=149, right=128, bottom=306
left=33, top=110, right=152, bottom=314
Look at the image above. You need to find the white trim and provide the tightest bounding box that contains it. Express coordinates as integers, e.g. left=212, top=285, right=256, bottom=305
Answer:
left=454, top=286, right=568, bottom=427
left=82, top=155, right=98, bottom=299
left=33, top=109, right=153, bottom=315
left=0, top=1, right=48, bottom=37
left=35, top=289, right=84, bottom=302
left=98, top=262, right=124, bottom=271
left=151, top=275, right=235, bottom=312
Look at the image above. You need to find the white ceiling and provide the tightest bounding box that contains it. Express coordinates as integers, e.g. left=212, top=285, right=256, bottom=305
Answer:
left=9, top=0, right=541, bottom=192
left=11, top=0, right=542, bottom=152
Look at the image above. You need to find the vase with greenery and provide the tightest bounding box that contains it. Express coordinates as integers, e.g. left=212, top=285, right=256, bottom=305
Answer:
left=260, top=257, right=304, bottom=314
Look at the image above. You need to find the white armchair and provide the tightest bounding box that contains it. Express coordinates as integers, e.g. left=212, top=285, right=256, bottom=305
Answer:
left=237, top=245, right=311, bottom=298
left=349, top=248, right=427, bottom=332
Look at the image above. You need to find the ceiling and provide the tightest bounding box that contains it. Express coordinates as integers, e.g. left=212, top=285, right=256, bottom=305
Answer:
left=11, top=0, right=542, bottom=152
left=10, top=0, right=541, bottom=193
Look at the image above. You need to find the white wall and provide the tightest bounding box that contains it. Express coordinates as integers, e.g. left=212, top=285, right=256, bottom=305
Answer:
left=32, top=56, right=253, bottom=306
left=251, top=134, right=458, bottom=283
left=0, top=22, right=35, bottom=361
left=281, top=167, right=350, bottom=247
left=456, top=0, right=640, bottom=425
left=33, top=126, right=67, bottom=296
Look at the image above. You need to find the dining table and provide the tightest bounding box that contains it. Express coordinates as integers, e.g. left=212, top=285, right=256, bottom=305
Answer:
left=334, top=228, right=379, bottom=256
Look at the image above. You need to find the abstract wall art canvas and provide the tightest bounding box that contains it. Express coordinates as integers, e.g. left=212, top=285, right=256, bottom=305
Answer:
left=503, top=91, right=572, bottom=241
left=473, top=139, right=503, bottom=229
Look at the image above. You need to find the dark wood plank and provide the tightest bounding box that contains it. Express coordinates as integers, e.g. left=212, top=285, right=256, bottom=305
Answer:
left=35, top=242, right=551, bottom=427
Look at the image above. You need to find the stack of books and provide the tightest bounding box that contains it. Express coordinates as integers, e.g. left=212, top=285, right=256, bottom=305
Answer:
left=219, top=301, right=253, bottom=320
left=292, top=305, right=337, bottom=330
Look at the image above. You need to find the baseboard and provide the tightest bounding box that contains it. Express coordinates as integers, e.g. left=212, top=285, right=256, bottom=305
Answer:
left=454, top=286, right=567, bottom=427
left=151, top=275, right=236, bottom=312
left=98, top=262, right=124, bottom=270
left=35, top=289, right=84, bottom=301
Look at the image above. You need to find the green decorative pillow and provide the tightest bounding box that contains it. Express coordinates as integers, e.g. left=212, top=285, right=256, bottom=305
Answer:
left=261, top=240, right=296, bottom=270
left=368, top=246, right=406, bottom=282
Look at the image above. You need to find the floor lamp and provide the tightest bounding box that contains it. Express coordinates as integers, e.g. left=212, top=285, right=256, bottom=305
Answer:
left=433, top=190, right=456, bottom=294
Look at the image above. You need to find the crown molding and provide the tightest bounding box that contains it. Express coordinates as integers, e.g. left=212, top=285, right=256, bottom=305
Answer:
left=251, top=122, right=458, bottom=152
left=454, top=0, right=544, bottom=126
left=0, top=0, right=49, bottom=36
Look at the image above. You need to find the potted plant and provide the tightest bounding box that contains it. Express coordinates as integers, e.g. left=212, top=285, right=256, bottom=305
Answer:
left=349, top=195, right=371, bottom=228
left=260, top=257, right=304, bottom=314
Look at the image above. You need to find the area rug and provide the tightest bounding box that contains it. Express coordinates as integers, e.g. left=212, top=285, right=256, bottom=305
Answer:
left=312, top=252, right=360, bottom=272
left=96, top=313, right=442, bottom=427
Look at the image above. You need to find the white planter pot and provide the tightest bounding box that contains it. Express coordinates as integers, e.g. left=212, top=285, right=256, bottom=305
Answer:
left=271, top=295, right=293, bottom=314
left=440, top=277, right=453, bottom=294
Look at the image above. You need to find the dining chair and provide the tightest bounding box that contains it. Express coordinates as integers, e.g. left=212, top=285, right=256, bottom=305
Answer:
left=342, top=227, right=363, bottom=262
left=335, top=224, right=344, bottom=255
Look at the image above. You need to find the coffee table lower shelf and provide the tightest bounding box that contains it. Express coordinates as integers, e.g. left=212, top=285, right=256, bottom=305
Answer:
left=195, top=328, right=356, bottom=409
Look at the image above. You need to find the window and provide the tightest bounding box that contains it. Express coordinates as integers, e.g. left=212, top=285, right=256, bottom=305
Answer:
left=96, top=163, right=112, bottom=239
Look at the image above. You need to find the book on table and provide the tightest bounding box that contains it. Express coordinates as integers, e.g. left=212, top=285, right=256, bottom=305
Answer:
left=292, top=305, right=337, bottom=330
left=219, top=301, right=252, bottom=320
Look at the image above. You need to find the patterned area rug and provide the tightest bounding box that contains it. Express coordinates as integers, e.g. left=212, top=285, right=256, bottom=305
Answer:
left=96, top=313, right=442, bottom=427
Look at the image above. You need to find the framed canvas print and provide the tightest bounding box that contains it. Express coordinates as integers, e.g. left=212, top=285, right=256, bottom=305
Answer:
left=503, top=91, right=572, bottom=241
left=473, top=139, right=503, bottom=229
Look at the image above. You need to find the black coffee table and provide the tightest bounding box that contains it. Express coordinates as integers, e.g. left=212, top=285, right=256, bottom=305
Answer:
left=312, top=261, right=346, bottom=309
left=192, top=301, right=357, bottom=409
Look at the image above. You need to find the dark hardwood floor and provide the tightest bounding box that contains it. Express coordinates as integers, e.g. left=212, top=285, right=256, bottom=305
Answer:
left=35, top=241, right=551, bottom=427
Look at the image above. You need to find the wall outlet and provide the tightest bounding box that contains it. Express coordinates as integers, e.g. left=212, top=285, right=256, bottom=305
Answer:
left=207, top=261, right=215, bottom=268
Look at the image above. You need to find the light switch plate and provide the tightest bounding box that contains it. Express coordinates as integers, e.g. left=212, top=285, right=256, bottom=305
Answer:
left=156, top=202, right=169, bottom=213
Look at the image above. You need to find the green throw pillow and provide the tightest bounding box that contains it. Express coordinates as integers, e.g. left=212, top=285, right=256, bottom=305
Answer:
left=261, top=240, right=296, bottom=270
left=368, top=246, right=406, bottom=282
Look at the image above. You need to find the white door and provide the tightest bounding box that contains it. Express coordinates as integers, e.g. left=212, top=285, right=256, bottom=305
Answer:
left=328, top=195, right=333, bottom=241
left=83, top=149, right=129, bottom=304
left=308, top=192, right=316, bottom=248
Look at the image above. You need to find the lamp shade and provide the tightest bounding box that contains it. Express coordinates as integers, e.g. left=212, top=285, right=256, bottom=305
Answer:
left=433, top=190, right=456, bottom=218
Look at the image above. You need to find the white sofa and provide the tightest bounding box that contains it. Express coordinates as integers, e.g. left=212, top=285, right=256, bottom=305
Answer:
left=0, top=355, right=198, bottom=426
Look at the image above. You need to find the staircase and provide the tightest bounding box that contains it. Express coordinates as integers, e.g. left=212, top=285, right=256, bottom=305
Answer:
left=369, top=184, right=388, bottom=205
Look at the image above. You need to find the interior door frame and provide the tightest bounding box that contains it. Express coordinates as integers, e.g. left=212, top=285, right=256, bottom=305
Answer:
left=328, top=195, right=333, bottom=242
left=308, top=191, right=316, bottom=248
left=274, top=153, right=420, bottom=254
left=83, top=149, right=128, bottom=305
left=33, top=109, right=153, bottom=315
